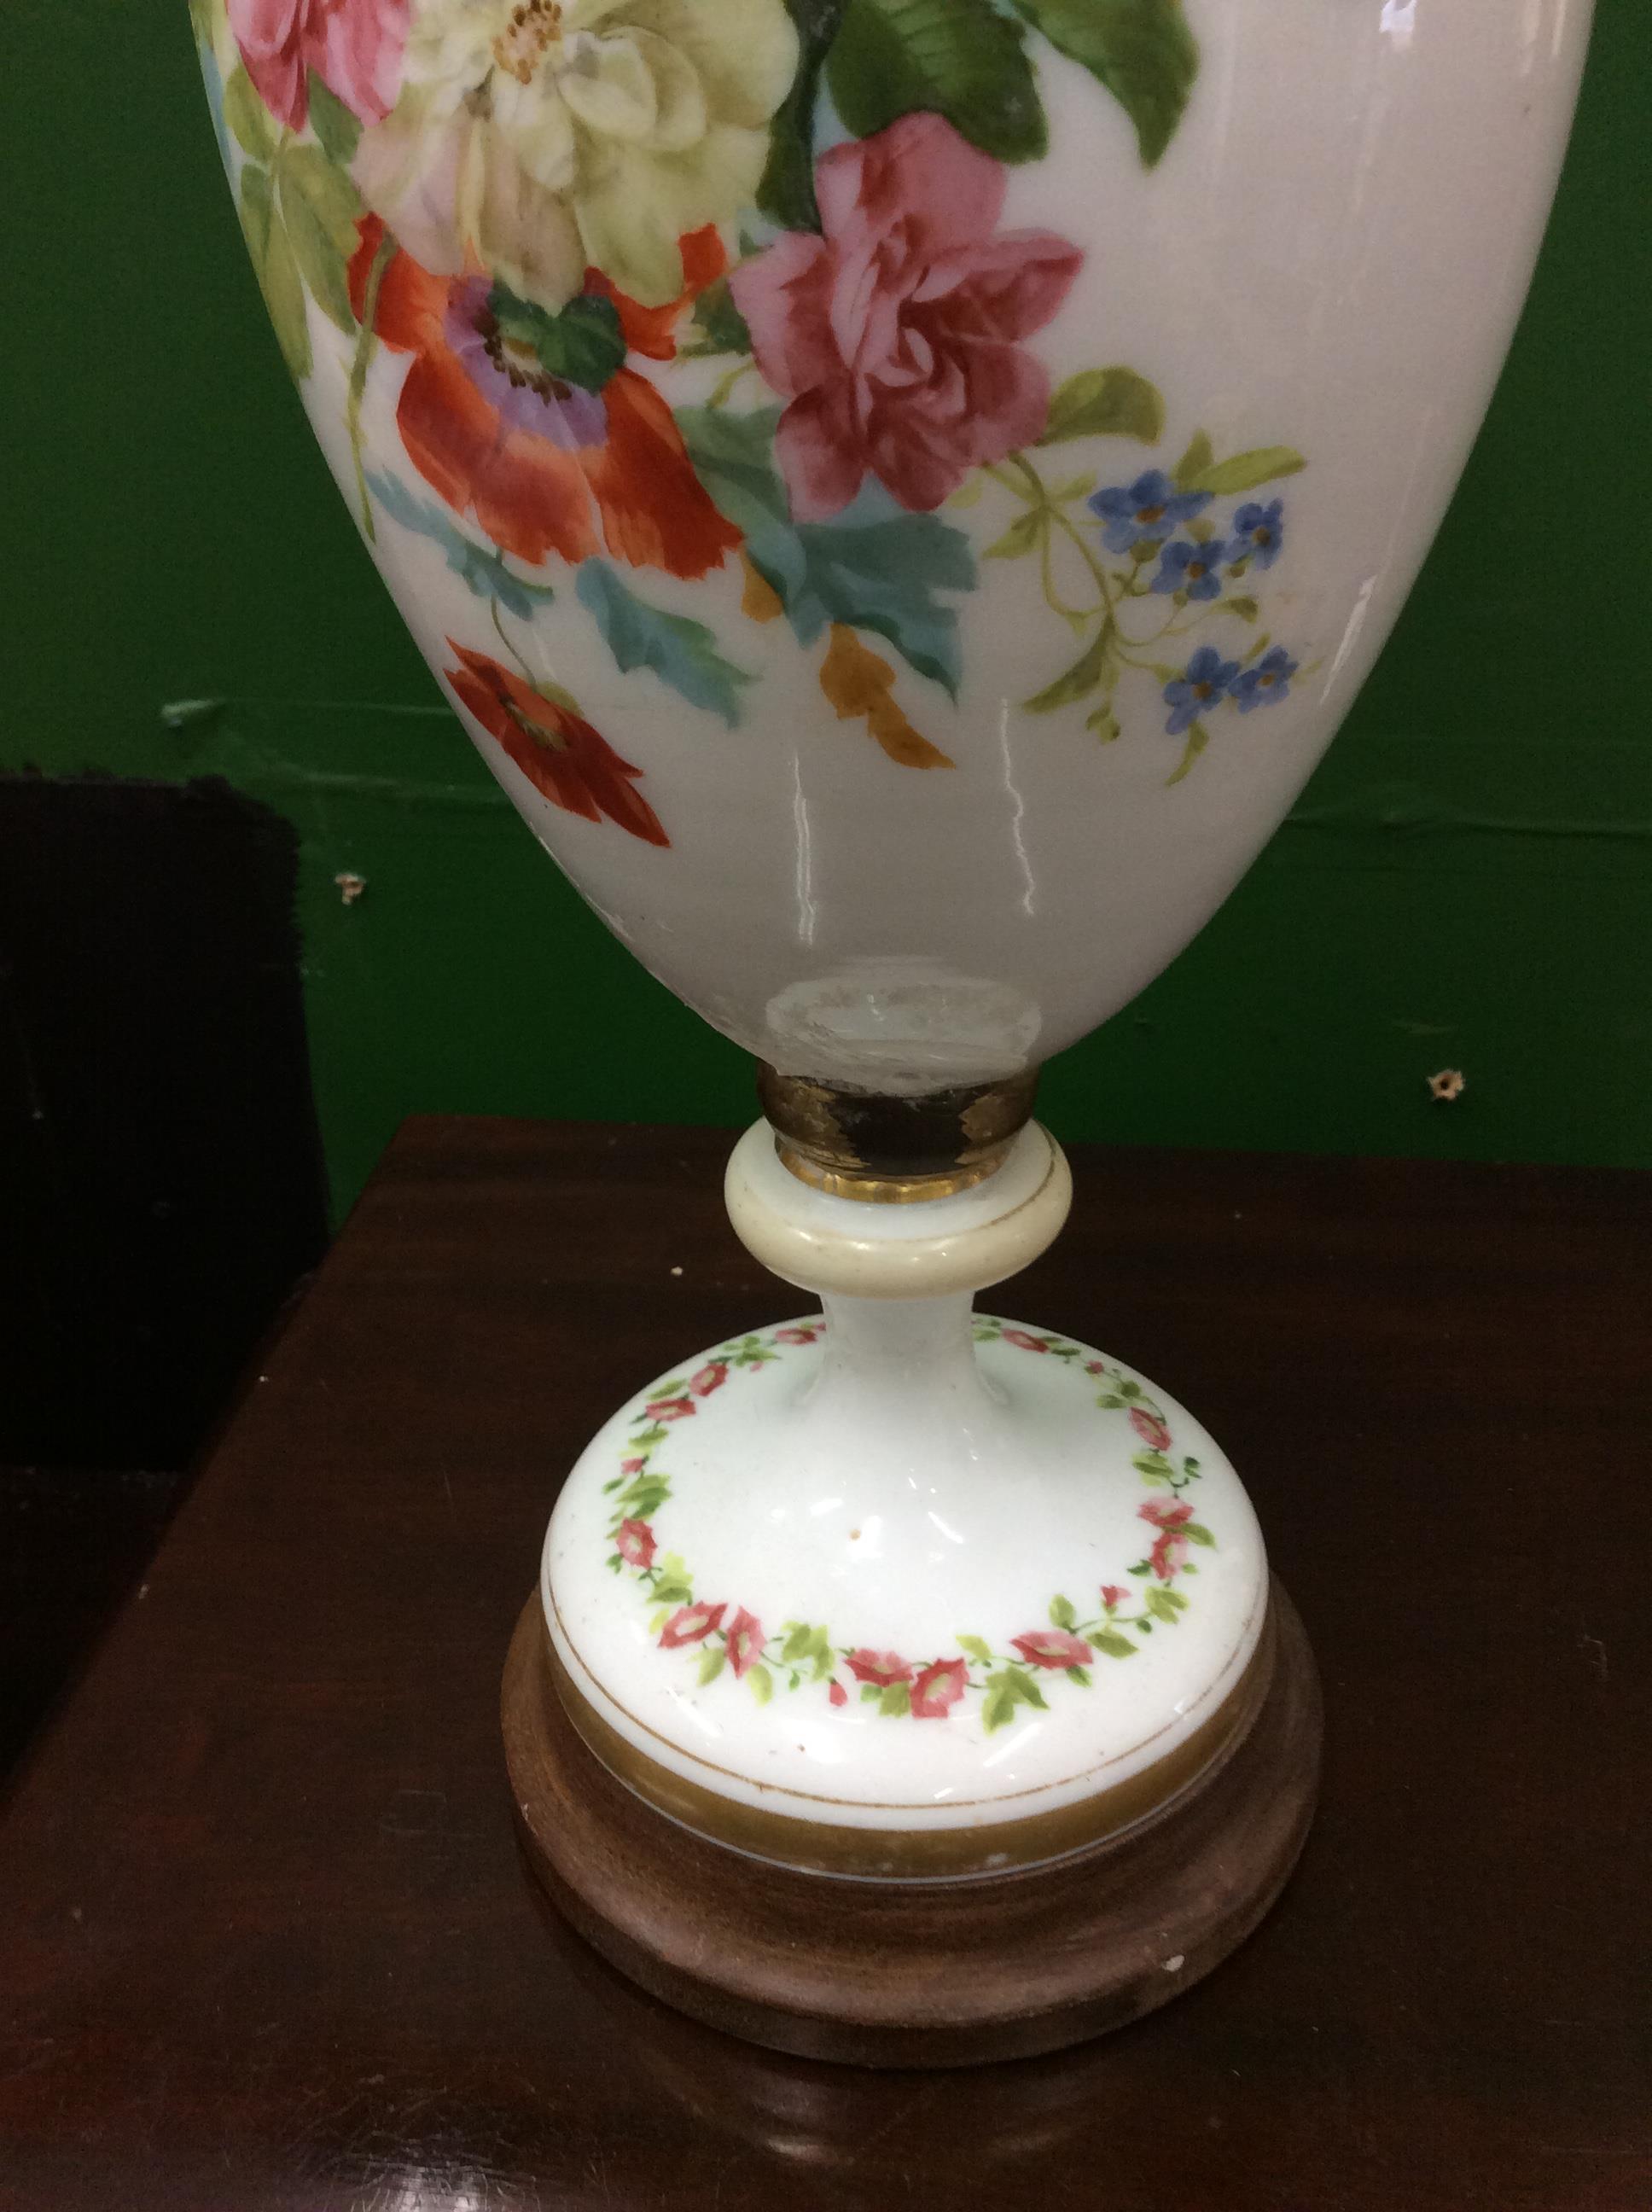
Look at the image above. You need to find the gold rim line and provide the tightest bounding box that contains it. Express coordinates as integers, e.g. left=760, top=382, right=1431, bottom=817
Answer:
left=757, top=1067, right=1040, bottom=1204
left=540, top=1604, right=1276, bottom=1881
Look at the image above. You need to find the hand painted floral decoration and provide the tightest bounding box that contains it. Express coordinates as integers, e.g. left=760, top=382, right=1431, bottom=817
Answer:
left=197, top=0, right=1310, bottom=837
left=600, top=1320, right=1216, bottom=1733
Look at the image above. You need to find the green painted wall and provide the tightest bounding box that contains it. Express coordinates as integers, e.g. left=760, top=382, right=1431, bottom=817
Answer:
left=7, top=6, right=1647, bottom=1219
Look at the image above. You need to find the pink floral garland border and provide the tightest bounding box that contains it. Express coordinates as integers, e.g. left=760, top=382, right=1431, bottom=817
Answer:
left=601, top=1318, right=1214, bottom=1733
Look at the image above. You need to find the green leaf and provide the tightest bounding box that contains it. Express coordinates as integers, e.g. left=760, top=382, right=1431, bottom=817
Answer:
left=781, top=1623, right=815, bottom=1663
left=1172, top=429, right=1213, bottom=492
left=649, top=1607, right=670, bottom=1635
left=758, top=0, right=846, bottom=230
left=1068, top=1664, right=1091, bottom=1686
left=1024, top=626, right=1112, bottom=713
left=1184, top=1522, right=1216, bottom=1547
left=1144, top=1586, right=1183, bottom=1623
left=1005, top=1666, right=1049, bottom=1710
left=698, top=1646, right=726, bottom=1685
left=981, top=1677, right=1019, bottom=1733
left=829, top=0, right=1046, bottom=165
left=1096, top=1392, right=1125, bottom=1409
left=1131, top=1450, right=1172, bottom=1478
left=860, top=1683, right=882, bottom=1703
left=681, top=276, right=753, bottom=359
left=1038, top=366, right=1164, bottom=446
left=1011, top=0, right=1198, bottom=167
left=1085, top=707, right=1121, bottom=742
left=305, top=70, right=362, bottom=166
left=983, top=510, right=1045, bottom=562
left=748, top=1663, right=774, bottom=1704
left=279, top=152, right=359, bottom=337
left=1094, top=1629, right=1138, bottom=1658
left=678, top=407, right=975, bottom=695
left=957, top=1634, right=993, bottom=1664
left=1166, top=716, right=1210, bottom=786
left=489, top=284, right=626, bottom=394
left=365, top=471, right=557, bottom=625
left=1224, top=596, right=1259, bottom=623
left=651, top=1576, right=694, bottom=1607
left=576, top=561, right=753, bottom=727
left=281, top=143, right=361, bottom=247
left=224, top=65, right=277, bottom=162
left=1048, top=1593, right=1078, bottom=1631
left=878, top=1681, right=911, bottom=1717
left=239, top=165, right=311, bottom=381
left=1185, top=446, right=1307, bottom=497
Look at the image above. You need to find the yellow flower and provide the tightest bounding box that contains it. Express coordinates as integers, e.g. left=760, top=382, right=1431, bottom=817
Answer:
left=354, top=0, right=797, bottom=310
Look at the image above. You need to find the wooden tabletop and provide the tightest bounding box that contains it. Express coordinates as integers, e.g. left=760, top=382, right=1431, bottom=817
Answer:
left=2, top=1118, right=1647, bottom=2211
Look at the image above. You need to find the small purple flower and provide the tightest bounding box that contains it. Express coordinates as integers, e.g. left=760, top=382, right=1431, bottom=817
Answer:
left=1163, top=647, right=1240, bottom=736
left=1231, top=646, right=1300, bottom=713
left=1227, top=499, right=1285, bottom=571
left=1150, top=538, right=1226, bottom=601
left=1089, top=470, right=1211, bottom=555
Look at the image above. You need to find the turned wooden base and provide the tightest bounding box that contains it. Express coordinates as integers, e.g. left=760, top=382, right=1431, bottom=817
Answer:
left=503, top=1579, right=1321, bottom=2067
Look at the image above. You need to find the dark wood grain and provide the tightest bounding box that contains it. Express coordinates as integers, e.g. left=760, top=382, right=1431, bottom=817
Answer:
left=1, top=1118, right=1647, bottom=2209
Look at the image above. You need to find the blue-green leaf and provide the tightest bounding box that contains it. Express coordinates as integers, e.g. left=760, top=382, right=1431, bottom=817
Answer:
left=575, top=561, right=752, bottom=727
left=678, top=406, right=975, bottom=695
left=365, top=471, right=557, bottom=622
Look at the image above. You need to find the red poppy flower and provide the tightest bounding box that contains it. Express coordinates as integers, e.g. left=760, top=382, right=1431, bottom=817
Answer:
left=615, top=1519, right=656, bottom=1569
left=1010, top=1630, right=1094, bottom=1671
left=725, top=1608, right=765, bottom=1678
left=442, top=643, right=667, bottom=846
left=1100, top=1584, right=1127, bottom=1610
left=645, top=1394, right=697, bottom=1423
left=690, top=1362, right=729, bottom=1399
left=910, top=1658, right=968, bottom=1720
left=660, top=1602, right=725, bottom=1649
left=348, top=218, right=738, bottom=577
left=1130, top=1406, right=1173, bottom=1453
left=775, top=1324, right=821, bottom=1345
left=847, top=1649, right=912, bottom=1688
left=1001, top=1329, right=1050, bottom=1353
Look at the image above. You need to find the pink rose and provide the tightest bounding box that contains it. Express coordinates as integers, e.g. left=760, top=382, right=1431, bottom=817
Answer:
left=690, top=1361, right=729, bottom=1399
left=229, top=0, right=408, bottom=132
left=1100, top=1584, right=1127, bottom=1611
left=847, top=1649, right=912, bottom=1688
left=1139, top=1500, right=1194, bottom=1532
left=725, top=1608, right=765, bottom=1677
left=1085, top=1360, right=1108, bottom=1376
left=1130, top=1406, right=1172, bottom=1453
left=1149, top=1531, right=1189, bottom=1582
left=828, top=1679, right=848, bottom=1708
left=620, top=1457, right=647, bottom=1476
left=660, top=1602, right=724, bottom=1648
left=1140, top=1499, right=1194, bottom=1582
left=646, top=1395, right=696, bottom=1423
left=775, top=1324, right=821, bottom=1344
left=615, top=1518, right=656, bottom=1569
left=910, top=1658, right=969, bottom=1720
left=1010, top=1630, right=1093, bottom=1671
left=730, top=112, right=1081, bottom=520
left=1001, top=1329, right=1050, bottom=1353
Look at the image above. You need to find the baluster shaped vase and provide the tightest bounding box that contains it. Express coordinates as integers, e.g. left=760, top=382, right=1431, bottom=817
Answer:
left=194, top=0, right=1594, bottom=2061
